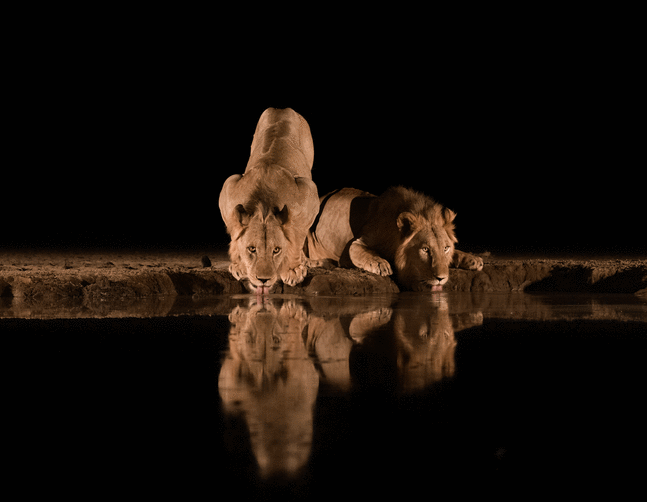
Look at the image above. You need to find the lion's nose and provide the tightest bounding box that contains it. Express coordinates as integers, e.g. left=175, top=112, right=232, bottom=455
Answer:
left=436, top=275, right=448, bottom=284
left=257, top=277, right=272, bottom=285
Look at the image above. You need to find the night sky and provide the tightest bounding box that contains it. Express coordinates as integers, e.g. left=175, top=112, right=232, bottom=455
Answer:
left=6, top=20, right=643, bottom=257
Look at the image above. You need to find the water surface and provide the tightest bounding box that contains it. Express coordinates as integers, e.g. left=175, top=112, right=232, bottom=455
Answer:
left=6, top=292, right=646, bottom=497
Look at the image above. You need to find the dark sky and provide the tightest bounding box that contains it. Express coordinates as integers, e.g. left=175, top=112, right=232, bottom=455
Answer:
left=6, top=22, right=643, bottom=256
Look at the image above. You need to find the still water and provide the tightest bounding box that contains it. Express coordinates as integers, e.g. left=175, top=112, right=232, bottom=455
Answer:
left=7, top=292, right=647, bottom=497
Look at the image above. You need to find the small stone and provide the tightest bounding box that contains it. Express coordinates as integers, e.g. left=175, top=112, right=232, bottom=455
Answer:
left=200, top=255, right=212, bottom=268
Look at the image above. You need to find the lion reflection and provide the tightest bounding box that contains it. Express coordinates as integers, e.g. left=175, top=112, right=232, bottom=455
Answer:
left=218, top=298, right=317, bottom=479
left=332, top=296, right=468, bottom=393
left=391, top=296, right=457, bottom=392
left=218, top=295, right=482, bottom=478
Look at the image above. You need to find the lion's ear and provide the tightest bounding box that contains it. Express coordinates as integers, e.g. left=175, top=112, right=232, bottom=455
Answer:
left=274, top=205, right=289, bottom=225
left=228, top=305, right=244, bottom=323
left=234, top=204, right=251, bottom=226
left=443, top=207, right=458, bottom=243
left=397, top=212, right=419, bottom=236
left=443, top=207, right=457, bottom=224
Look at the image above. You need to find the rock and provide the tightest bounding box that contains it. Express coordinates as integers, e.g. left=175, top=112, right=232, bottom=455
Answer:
left=446, top=260, right=647, bottom=294
left=0, top=278, right=12, bottom=298
left=289, top=267, right=400, bottom=296
left=167, top=269, right=246, bottom=296
left=83, top=272, right=176, bottom=300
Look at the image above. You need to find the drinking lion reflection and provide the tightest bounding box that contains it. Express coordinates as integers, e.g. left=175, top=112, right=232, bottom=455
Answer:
left=218, top=298, right=318, bottom=479
left=218, top=294, right=482, bottom=479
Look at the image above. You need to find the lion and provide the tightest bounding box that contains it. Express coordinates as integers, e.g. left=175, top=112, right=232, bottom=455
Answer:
left=219, top=108, right=319, bottom=294
left=306, top=186, right=483, bottom=291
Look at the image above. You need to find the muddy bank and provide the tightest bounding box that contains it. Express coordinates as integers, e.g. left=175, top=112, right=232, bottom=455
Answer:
left=1, top=251, right=646, bottom=318
left=446, top=258, right=647, bottom=295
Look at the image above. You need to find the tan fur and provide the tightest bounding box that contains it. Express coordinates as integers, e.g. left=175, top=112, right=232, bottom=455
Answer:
left=219, top=108, right=319, bottom=292
left=306, top=187, right=484, bottom=291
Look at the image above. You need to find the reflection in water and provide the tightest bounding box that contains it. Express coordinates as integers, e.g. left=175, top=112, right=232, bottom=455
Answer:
left=218, top=298, right=317, bottom=478
left=392, top=296, right=456, bottom=392
left=218, top=293, right=483, bottom=479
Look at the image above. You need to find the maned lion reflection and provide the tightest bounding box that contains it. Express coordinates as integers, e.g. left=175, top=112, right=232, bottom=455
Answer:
left=345, top=295, right=459, bottom=393
left=218, top=298, right=317, bottom=479
left=392, top=296, right=457, bottom=392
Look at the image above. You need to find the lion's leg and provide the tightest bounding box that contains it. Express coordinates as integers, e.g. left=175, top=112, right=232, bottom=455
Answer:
left=451, top=249, right=484, bottom=271
left=281, top=250, right=308, bottom=286
left=280, top=234, right=309, bottom=287
left=348, top=238, right=393, bottom=276
left=348, top=307, right=393, bottom=342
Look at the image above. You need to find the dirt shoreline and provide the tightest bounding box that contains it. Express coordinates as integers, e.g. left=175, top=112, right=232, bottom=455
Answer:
left=1, top=251, right=646, bottom=313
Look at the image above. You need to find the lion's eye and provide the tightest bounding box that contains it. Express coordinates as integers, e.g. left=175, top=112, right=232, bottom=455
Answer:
left=248, top=246, right=256, bottom=254
left=421, top=246, right=429, bottom=254
left=273, top=247, right=281, bottom=254
left=444, top=245, right=450, bottom=253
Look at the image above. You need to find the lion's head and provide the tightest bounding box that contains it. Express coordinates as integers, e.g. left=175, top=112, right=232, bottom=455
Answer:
left=228, top=202, right=296, bottom=294
left=392, top=202, right=458, bottom=292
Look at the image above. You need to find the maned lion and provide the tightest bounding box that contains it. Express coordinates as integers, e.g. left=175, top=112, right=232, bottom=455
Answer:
left=219, top=108, right=319, bottom=294
left=306, top=186, right=484, bottom=291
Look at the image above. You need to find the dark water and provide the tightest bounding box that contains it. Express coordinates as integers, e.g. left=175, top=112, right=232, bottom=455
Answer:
left=5, top=293, right=647, bottom=497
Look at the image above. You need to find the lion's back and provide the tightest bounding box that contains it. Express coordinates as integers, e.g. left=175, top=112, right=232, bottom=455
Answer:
left=247, top=107, right=314, bottom=177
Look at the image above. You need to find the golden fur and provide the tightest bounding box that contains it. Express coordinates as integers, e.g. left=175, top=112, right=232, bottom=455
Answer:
left=306, top=186, right=483, bottom=291
left=219, top=108, right=319, bottom=293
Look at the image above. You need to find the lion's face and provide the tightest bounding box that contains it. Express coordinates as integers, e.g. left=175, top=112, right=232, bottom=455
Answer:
left=394, top=210, right=458, bottom=292
left=229, top=204, right=290, bottom=294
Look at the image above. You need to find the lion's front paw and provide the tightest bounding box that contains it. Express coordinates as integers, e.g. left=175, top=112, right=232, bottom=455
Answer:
left=452, top=251, right=484, bottom=271
left=306, top=258, right=337, bottom=270
left=281, top=262, right=308, bottom=286
left=360, top=257, right=393, bottom=277
left=229, top=261, right=247, bottom=281
left=349, top=239, right=393, bottom=276
left=467, top=256, right=484, bottom=271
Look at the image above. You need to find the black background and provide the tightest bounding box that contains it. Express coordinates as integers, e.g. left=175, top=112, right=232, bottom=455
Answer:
left=5, top=14, right=644, bottom=256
